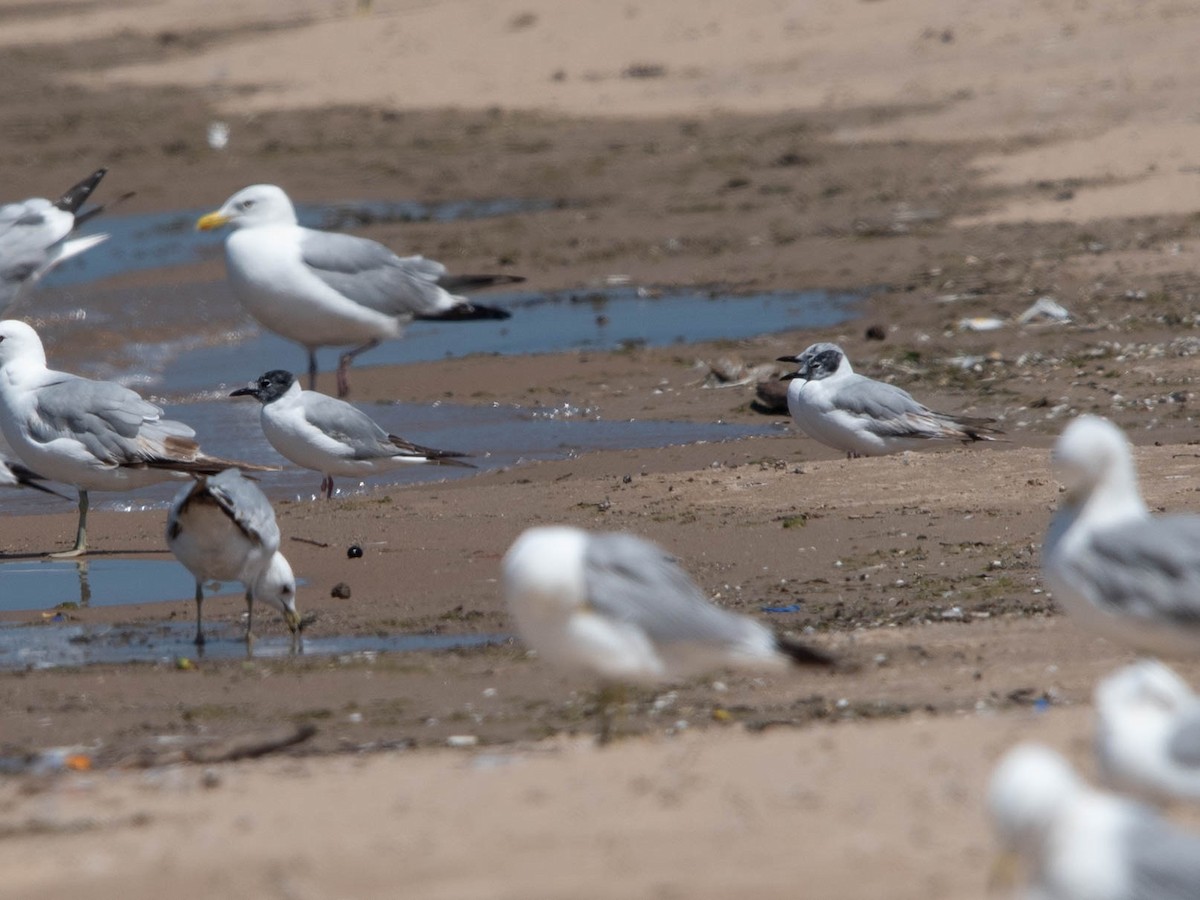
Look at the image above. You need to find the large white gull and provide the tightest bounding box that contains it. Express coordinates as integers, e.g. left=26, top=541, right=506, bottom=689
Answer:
left=0, top=319, right=271, bottom=557
left=197, top=184, right=518, bottom=397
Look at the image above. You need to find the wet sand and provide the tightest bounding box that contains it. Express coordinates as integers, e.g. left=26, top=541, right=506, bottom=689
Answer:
left=4, top=1, right=1200, bottom=897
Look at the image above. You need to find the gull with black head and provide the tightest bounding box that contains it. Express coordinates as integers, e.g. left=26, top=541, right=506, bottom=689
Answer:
left=231, top=369, right=473, bottom=499
left=197, top=184, right=519, bottom=397
left=776, top=342, right=1003, bottom=457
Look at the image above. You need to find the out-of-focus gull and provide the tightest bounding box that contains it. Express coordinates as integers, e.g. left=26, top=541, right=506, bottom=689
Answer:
left=1095, top=660, right=1200, bottom=803
left=167, top=469, right=300, bottom=647
left=0, top=168, right=112, bottom=313
left=0, top=319, right=273, bottom=557
left=502, top=526, right=834, bottom=737
left=1043, top=415, right=1200, bottom=654
left=775, top=342, right=1003, bottom=457
left=988, top=742, right=1200, bottom=899
left=231, top=369, right=472, bottom=498
left=196, top=184, right=519, bottom=397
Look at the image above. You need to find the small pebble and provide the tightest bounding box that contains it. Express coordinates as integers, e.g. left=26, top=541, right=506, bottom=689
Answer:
left=446, top=735, right=478, bottom=748
left=331, top=582, right=352, bottom=599
left=347, top=544, right=363, bottom=559
left=201, top=768, right=221, bottom=789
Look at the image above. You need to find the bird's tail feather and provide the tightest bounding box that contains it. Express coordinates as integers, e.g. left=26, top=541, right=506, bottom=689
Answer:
left=775, top=634, right=837, bottom=668
left=416, top=301, right=511, bottom=322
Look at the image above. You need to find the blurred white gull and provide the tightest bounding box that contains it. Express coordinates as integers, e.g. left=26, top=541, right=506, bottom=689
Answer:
left=1095, top=660, right=1200, bottom=803
left=988, top=742, right=1200, bottom=900
left=502, top=525, right=833, bottom=737
left=1043, top=415, right=1200, bottom=654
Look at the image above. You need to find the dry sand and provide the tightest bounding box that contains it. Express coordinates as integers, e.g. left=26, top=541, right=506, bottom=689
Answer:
left=3, top=0, right=1200, bottom=897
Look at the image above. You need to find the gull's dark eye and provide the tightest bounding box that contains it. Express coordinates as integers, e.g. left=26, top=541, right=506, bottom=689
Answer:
left=240, top=199, right=256, bottom=210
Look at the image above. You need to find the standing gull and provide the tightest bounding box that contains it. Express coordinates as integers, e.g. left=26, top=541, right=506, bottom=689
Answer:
left=167, top=469, right=300, bottom=647
left=776, top=342, right=1003, bottom=457
left=231, top=369, right=472, bottom=499
left=1095, top=660, right=1200, bottom=803
left=988, top=742, right=1200, bottom=900
left=0, top=319, right=272, bottom=557
left=0, top=168, right=112, bottom=314
left=196, top=184, right=518, bottom=397
left=1043, top=414, right=1200, bottom=654
left=502, top=526, right=834, bottom=737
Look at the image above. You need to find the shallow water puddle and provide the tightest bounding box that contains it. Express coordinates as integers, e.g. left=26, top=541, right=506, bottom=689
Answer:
left=0, top=402, right=787, bottom=515
left=0, top=623, right=509, bottom=670
left=0, top=559, right=239, bottom=612
left=157, top=285, right=861, bottom=393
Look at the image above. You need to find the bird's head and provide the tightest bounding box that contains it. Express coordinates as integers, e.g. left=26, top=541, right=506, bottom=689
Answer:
left=1095, top=659, right=1193, bottom=720
left=988, top=743, right=1080, bottom=856
left=196, top=184, right=297, bottom=231
left=253, top=552, right=301, bottom=633
left=777, top=342, right=849, bottom=382
left=1051, top=415, right=1135, bottom=506
left=0, top=319, right=47, bottom=371
left=230, top=369, right=297, bottom=404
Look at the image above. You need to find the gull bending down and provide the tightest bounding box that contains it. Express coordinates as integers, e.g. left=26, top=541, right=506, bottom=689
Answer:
left=1043, top=415, right=1200, bottom=654
left=0, top=320, right=272, bottom=557
left=1095, top=660, right=1200, bottom=803
left=988, top=743, right=1200, bottom=900
left=231, top=369, right=472, bottom=499
left=167, top=468, right=300, bottom=647
left=0, top=168, right=112, bottom=313
left=197, top=184, right=519, bottom=397
left=776, top=342, right=1003, bottom=457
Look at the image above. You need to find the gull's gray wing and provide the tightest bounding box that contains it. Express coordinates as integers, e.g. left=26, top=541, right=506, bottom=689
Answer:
left=203, top=468, right=281, bottom=553
left=1167, top=711, right=1200, bottom=769
left=298, top=229, right=452, bottom=318
left=26, top=374, right=196, bottom=464
left=1126, top=813, right=1200, bottom=900
left=832, top=376, right=998, bottom=440
left=300, top=392, right=396, bottom=459
left=1068, top=516, right=1200, bottom=627
left=582, top=533, right=764, bottom=647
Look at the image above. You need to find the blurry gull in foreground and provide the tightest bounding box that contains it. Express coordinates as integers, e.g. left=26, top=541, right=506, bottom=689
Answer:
left=1043, top=415, right=1200, bottom=654
left=167, top=468, right=301, bottom=648
left=988, top=742, right=1200, bottom=900
left=197, top=184, right=519, bottom=397
left=502, top=525, right=834, bottom=739
left=231, top=369, right=472, bottom=499
left=776, top=342, right=1003, bottom=457
left=1095, top=660, right=1200, bottom=803
left=0, top=320, right=273, bottom=557
left=0, top=168, right=112, bottom=314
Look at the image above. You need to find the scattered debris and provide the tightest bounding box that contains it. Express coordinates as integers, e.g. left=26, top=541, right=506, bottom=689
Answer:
left=865, top=324, right=887, bottom=340
left=206, top=121, right=230, bottom=150
left=330, top=582, right=352, bottom=599
left=120, top=724, right=318, bottom=768
left=291, top=536, right=330, bottom=549
left=700, top=356, right=778, bottom=388
left=1017, top=296, right=1072, bottom=325
left=446, top=735, right=479, bottom=748
left=958, top=317, right=1006, bottom=332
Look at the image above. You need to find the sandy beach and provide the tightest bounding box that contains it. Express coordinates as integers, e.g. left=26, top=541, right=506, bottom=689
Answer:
left=4, top=0, right=1200, bottom=896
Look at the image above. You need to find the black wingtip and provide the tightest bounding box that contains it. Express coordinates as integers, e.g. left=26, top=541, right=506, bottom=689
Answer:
left=776, top=634, right=838, bottom=668
left=10, top=464, right=71, bottom=500
left=54, top=168, right=108, bottom=214
left=417, top=302, right=512, bottom=322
